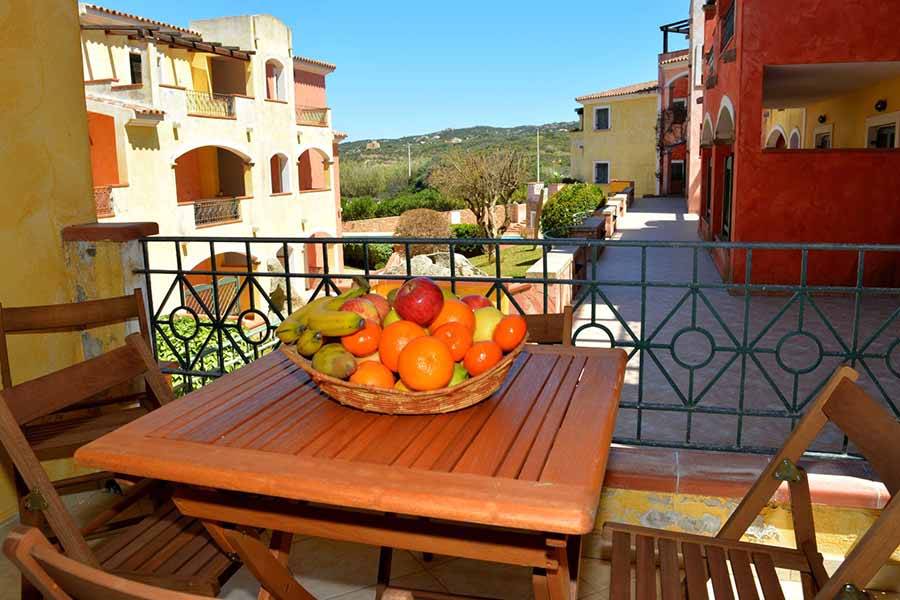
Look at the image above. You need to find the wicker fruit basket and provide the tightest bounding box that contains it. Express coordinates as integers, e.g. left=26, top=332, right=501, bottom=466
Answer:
left=281, top=336, right=528, bottom=415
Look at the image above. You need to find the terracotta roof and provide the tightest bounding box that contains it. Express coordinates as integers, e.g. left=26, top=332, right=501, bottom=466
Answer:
left=660, top=51, right=690, bottom=65
left=293, top=56, right=337, bottom=73
left=576, top=80, right=658, bottom=102
left=85, top=94, right=165, bottom=117
left=82, top=4, right=201, bottom=37
left=334, top=131, right=349, bottom=140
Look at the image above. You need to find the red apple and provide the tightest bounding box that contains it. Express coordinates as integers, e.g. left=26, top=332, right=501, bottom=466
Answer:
left=461, top=295, right=493, bottom=310
left=394, top=277, right=444, bottom=326
left=364, top=293, right=391, bottom=322
left=340, top=297, right=381, bottom=324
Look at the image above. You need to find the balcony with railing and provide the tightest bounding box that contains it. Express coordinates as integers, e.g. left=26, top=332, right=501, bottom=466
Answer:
left=193, top=197, right=242, bottom=227
left=295, top=106, right=330, bottom=127
left=93, top=185, right=114, bottom=219
left=185, top=90, right=236, bottom=119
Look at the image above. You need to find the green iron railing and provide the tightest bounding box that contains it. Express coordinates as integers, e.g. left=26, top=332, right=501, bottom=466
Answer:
left=137, top=236, right=900, bottom=458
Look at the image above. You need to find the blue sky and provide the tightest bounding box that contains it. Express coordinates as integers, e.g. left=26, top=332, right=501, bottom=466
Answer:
left=99, top=1, right=689, bottom=140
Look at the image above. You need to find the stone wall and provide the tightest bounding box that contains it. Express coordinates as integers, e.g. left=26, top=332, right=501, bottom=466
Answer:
left=342, top=204, right=524, bottom=233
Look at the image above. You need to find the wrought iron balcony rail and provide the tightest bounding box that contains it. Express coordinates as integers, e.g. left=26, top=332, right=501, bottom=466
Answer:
left=295, top=106, right=329, bottom=127
left=136, top=236, right=900, bottom=458
left=193, top=197, right=241, bottom=227
left=185, top=90, right=236, bottom=118
left=93, top=185, right=114, bottom=218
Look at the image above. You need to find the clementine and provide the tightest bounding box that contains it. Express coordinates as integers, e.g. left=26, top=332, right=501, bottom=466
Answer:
left=378, top=320, right=427, bottom=372
left=492, top=314, right=527, bottom=351
left=431, top=322, right=473, bottom=362
left=349, top=361, right=395, bottom=389
left=429, top=299, right=476, bottom=332
left=397, top=337, right=455, bottom=391
left=341, top=319, right=382, bottom=357
left=463, top=341, right=503, bottom=377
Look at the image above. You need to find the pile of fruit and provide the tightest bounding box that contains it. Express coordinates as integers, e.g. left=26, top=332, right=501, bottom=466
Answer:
left=276, top=276, right=527, bottom=392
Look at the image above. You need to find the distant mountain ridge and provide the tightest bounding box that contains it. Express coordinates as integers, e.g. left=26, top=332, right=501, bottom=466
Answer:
left=340, top=122, right=578, bottom=177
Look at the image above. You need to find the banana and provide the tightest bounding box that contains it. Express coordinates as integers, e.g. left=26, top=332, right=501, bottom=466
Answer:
left=296, top=329, right=323, bottom=357
left=308, top=310, right=365, bottom=337
left=275, top=278, right=369, bottom=344
left=311, top=344, right=358, bottom=380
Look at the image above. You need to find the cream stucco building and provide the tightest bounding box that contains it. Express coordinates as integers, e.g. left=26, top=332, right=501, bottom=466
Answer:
left=79, top=4, right=345, bottom=311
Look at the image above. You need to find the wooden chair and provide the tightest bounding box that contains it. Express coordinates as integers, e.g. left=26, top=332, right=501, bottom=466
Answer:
left=523, top=306, right=573, bottom=346
left=4, top=525, right=213, bottom=600
left=0, top=290, right=164, bottom=510
left=0, top=334, right=239, bottom=597
left=603, top=366, right=900, bottom=600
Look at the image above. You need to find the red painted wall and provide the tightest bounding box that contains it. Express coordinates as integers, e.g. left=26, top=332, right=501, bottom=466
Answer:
left=265, top=62, right=278, bottom=100
left=87, top=113, right=119, bottom=186
left=702, top=0, right=900, bottom=285
left=298, top=150, right=328, bottom=191
left=294, top=69, right=327, bottom=108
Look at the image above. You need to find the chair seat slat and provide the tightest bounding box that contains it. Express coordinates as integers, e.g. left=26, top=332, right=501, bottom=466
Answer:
left=682, top=542, right=708, bottom=600
left=706, top=545, right=735, bottom=600
left=752, top=552, right=785, bottom=600
left=635, top=535, right=657, bottom=600
left=658, top=537, right=680, bottom=600
left=611, top=530, right=632, bottom=600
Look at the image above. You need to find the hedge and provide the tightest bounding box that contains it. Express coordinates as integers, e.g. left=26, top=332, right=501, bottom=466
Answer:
left=450, top=224, right=484, bottom=257
left=342, top=243, right=394, bottom=270
left=540, top=184, right=605, bottom=238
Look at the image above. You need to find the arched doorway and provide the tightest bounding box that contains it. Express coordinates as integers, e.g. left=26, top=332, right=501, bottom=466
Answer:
left=789, top=129, right=802, bottom=149
left=766, top=127, right=787, bottom=149
left=298, top=149, right=332, bottom=192
left=174, top=146, right=250, bottom=204
left=270, top=153, right=289, bottom=194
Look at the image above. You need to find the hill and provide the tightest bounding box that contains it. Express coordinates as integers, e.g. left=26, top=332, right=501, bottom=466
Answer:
left=340, top=122, right=578, bottom=180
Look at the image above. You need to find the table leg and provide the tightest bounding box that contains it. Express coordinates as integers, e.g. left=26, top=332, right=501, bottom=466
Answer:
left=533, top=568, right=551, bottom=600
left=258, top=531, right=294, bottom=600
left=543, top=536, right=577, bottom=600
left=375, top=546, right=393, bottom=600
left=204, top=522, right=314, bottom=600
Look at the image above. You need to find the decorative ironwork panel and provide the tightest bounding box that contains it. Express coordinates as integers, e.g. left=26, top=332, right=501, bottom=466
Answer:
left=137, top=236, right=900, bottom=457
left=295, top=106, right=329, bottom=127
left=194, top=198, right=241, bottom=227
left=185, top=90, right=235, bottom=118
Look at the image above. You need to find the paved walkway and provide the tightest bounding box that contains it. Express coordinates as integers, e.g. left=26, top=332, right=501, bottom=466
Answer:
left=574, top=196, right=900, bottom=453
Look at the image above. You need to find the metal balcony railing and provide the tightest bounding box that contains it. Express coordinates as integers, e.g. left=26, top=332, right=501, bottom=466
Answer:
left=94, top=185, right=114, bottom=218
left=137, top=235, right=900, bottom=458
left=295, top=106, right=329, bottom=127
left=186, top=90, right=235, bottom=118
left=193, top=197, right=241, bottom=227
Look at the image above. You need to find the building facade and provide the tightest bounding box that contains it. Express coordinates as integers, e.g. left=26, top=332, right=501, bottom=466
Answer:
left=694, top=0, right=900, bottom=285
left=657, top=49, right=690, bottom=197
left=79, top=5, right=344, bottom=307
left=570, top=82, right=660, bottom=198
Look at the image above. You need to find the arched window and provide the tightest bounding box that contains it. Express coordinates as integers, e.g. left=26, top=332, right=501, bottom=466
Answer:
left=270, top=154, right=289, bottom=194
left=174, top=146, right=250, bottom=204
left=789, top=129, right=801, bottom=149
left=265, top=60, right=285, bottom=101
left=766, top=128, right=786, bottom=149
left=298, top=149, right=332, bottom=192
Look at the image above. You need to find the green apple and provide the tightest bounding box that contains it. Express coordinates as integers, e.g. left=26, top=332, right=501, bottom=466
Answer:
left=449, top=363, right=469, bottom=387
left=441, top=288, right=458, bottom=300
left=473, top=307, right=504, bottom=342
left=383, top=308, right=402, bottom=327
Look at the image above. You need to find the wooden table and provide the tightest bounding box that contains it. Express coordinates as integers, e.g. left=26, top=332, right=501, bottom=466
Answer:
left=76, top=345, right=627, bottom=600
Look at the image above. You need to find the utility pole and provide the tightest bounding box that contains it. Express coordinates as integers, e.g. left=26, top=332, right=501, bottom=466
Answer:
left=536, top=127, right=541, bottom=181
left=407, top=143, right=412, bottom=178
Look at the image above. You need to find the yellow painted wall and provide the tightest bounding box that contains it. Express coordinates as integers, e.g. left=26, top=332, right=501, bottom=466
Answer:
left=570, top=93, right=659, bottom=197
left=0, top=0, right=134, bottom=521
left=804, top=75, right=900, bottom=148
left=191, top=54, right=211, bottom=92
left=198, top=146, right=220, bottom=196
left=763, top=108, right=805, bottom=147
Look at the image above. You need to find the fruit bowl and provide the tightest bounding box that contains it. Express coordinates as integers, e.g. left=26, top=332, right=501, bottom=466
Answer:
left=281, top=335, right=528, bottom=415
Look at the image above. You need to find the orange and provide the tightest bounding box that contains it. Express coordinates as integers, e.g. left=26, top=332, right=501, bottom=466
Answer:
left=492, top=315, right=527, bottom=351
left=397, top=337, right=455, bottom=391
left=432, top=322, right=473, bottom=362
left=349, top=361, right=395, bottom=389
left=429, top=299, right=476, bottom=332
left=463, top=341, right=503, bottom=377
left=378, top=320, right=427, bottom=372
left=341, top=319, right=382, bottom=357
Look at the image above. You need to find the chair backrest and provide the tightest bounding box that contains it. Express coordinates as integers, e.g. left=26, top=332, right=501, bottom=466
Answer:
left=717, top=366, right=900, bottom=599
left=4, top=525, right=207, bottom=600
left=523, top=306, right=573, bottom=346
left=0, top=335, right=174, bottom=565
left=0, top=289, right=150, bottom=388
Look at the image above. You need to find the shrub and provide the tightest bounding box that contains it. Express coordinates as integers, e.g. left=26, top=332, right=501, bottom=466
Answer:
left=374, top=189, right=464, bottom=218
left=342, top=243, right=394, bottom=270
left=450, top=224, right=484, bottom=257
left=341, top=196, right=377, bottom=221
left=540, top=184, right=605, bottom=238
left=394, top=208, right=450, bottom=256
